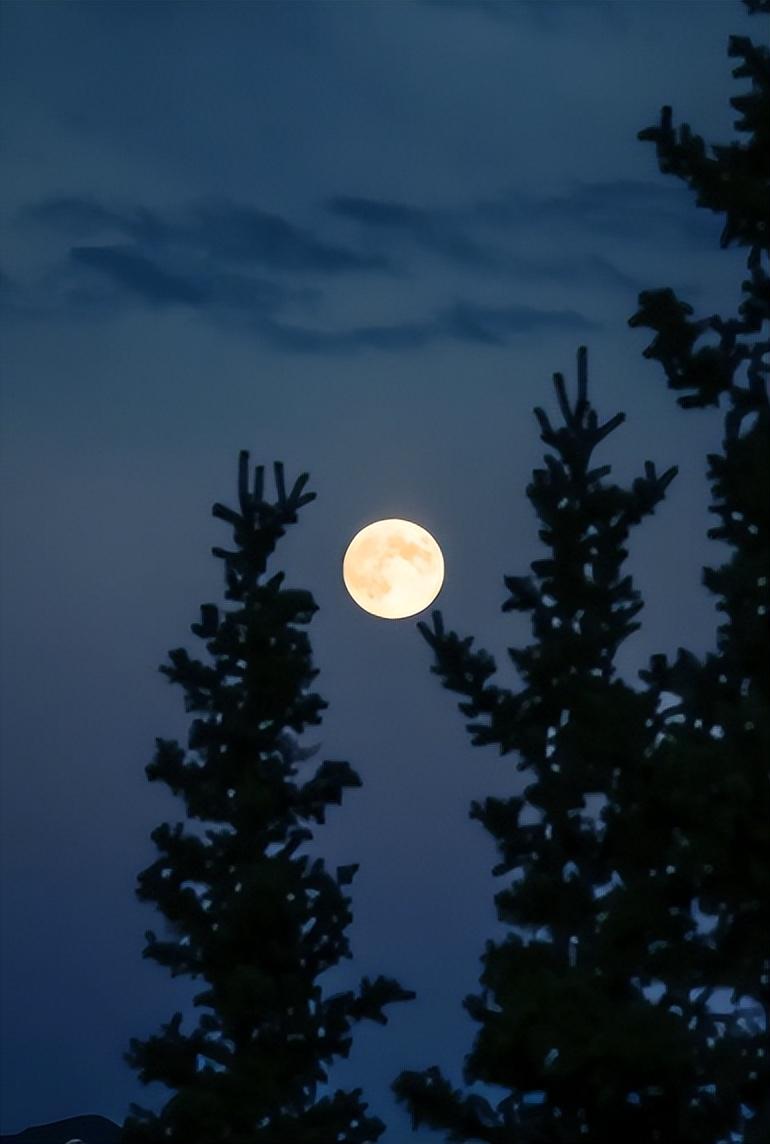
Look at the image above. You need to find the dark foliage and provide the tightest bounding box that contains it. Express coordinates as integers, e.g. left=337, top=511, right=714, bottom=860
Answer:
left=122, top=455, right=413, bottom=1144
left=393, top=348, right=699, bottom=1141
left=394, top=1, right=768, bottom=1140
left=626, top=2, right=770, bottom=1137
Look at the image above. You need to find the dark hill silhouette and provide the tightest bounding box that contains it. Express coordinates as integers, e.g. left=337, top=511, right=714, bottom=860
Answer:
left=0, top=1115, right=120, bottom=1144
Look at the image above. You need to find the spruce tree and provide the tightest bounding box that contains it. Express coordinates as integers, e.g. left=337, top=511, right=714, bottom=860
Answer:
left=393, top=348, right=695, bottom=1141
left=624, top=0, right=769, bottom=1135
left=122, top=454, right=413, bottom=1144
left=394, top=2, right=769, bottom=1139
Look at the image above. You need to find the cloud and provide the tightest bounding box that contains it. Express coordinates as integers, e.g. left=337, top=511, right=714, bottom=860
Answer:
left=328, top=195, right=495, bottom=266
left=328, top=191, right=650, bottom=289
left=440, top=299, right=596, bottom=345
left=260, top=316, right=437, bottom=355
left=260, top=298, right=595, bottom=356
left=23, top=195, right=391, bottom=275
left=68, top=244, right=315, bottom=316
left=9, top=190, right=603, bottom=353
left=180, top=201, right=391, bottom=274
left=510, top=253, right=643, bottom=293
left=70, top=246, right=209, bottom=306
left=21, top=196, right=165, bottom=246
left=26, top=184, right=698, bottom=304
left=327, top=184, right=705, bottom=277
left=11, top=192, right=397, bottom=334
left=473, top=180, right=717, bottom=245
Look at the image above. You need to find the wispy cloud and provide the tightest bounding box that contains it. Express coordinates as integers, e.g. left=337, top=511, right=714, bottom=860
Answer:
left=329, top=180, right=712, bottom=257
left=260, top=299, right=595, bottom=356
left=66, top=244, right=315, bottom=322
left=328, top=195, right=496, bottom=267
left=440, top=299, right=595, bottom=345
left=8, top=188, right=627, bottom=352
left=180, top=201, right=390, bottom=274
left=70, top=246, right=209, bottom=306
left=326, top=182, right=713, bottom=294
left=24, top=195, right=391, bottom=275
left=260, top=316, right=437, bottom=355
left=473, top=180, right=716, bottom=245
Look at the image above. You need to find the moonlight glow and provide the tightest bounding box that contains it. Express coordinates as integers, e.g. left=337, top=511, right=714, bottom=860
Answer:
left=342, top=519, right=445, bottom=619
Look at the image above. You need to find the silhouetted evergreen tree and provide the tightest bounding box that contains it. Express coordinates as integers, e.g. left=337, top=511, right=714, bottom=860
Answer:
left=394, top=2, right=768, bottom=1140
left=625, top=0, right=769, bottom=1135
left=394, top=348, right=695, bottom=1141
left=123, top=454, right=413, bottom=1144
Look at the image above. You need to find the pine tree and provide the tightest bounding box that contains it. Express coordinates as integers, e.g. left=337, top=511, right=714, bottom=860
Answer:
left=393, top=348, right=698, bottom=1141
left=122, top=454, right=413, bottom=1144
left=624, top=0, right=769, bottom=1135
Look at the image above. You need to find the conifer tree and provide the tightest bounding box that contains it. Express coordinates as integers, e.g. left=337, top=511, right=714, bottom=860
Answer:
left=122, top=454, right=413, bottom=1144
left=624, top=0, right=769, bottom=1135
left=393, top=348, right=695, bottom=1141
left=394, top=2, right=768, bottom=1139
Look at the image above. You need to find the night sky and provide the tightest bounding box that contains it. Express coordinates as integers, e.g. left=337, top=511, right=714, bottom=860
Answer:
left=0, top=1, right=752, bottom=1138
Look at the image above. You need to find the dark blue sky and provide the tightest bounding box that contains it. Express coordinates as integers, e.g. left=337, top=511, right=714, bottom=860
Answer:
left=0, top=1, right=750, bottom=1138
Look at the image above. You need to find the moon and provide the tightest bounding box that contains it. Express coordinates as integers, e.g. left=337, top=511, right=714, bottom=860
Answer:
left=342, top=518, right=445, bottom=619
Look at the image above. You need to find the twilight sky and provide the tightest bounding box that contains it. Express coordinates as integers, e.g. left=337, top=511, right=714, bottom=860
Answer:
left=0, top=1, right=753, bottom=1138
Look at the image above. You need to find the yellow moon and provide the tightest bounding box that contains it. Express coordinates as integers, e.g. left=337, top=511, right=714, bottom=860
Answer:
left=342, top=518, right=445, bottom=619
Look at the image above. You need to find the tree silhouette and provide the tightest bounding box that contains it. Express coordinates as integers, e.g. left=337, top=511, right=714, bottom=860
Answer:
left=394, top=1, right=768, bottom=1139
left=625, top=0, right=769, bottom=1135
left=122, top=454, right=413, bottom=1144
left=393, top=350, right=698, bottom=1141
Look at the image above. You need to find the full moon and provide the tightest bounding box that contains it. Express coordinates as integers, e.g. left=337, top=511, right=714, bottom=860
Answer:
left=342, top=518, right=445, bottom=619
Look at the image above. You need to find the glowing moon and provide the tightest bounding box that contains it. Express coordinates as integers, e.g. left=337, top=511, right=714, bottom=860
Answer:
left=343, top=518, right=445, bottom=619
